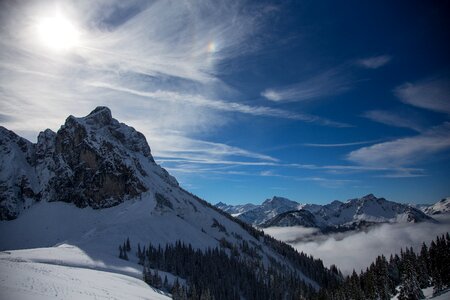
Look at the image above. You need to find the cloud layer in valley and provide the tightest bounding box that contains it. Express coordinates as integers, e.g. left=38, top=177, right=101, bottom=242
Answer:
left=264, top=215, right=450, bottom=274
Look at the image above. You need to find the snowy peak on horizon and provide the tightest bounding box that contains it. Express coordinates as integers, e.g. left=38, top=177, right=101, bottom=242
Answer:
left=216, top=196, right=304, bottom=225
left=421, top=197, right=450, bottom=215
left=215, top=194, right=436, bottom=230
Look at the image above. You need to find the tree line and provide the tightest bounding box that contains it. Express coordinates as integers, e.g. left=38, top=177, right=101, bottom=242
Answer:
left=119, top=232, right=449, bottom=300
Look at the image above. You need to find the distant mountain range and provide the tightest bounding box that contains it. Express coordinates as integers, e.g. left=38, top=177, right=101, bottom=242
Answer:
left=215, top=194, right=447, bottom=232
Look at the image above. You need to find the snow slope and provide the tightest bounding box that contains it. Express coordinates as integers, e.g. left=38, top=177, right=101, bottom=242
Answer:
left=0, top=246, right=170, bottom=300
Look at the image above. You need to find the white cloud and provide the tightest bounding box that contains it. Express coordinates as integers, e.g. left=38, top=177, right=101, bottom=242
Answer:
left=363, top=110, right=424, bottom=132
left=357, top=55, right=391, bottom=69
left=395, top=77, right=450, bottom=114
left=264, top=226, right=320, bottom=242
left=261, top=68, right=352, bottom=102
left=347, top=122, right=450, bottom=167
left=267, top=215, right=450, bottom=274
left=149, top=135, right=278, bottom=163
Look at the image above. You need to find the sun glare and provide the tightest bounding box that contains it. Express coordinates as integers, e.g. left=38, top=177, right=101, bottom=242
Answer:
left=36, top=14, right=80, bottom=51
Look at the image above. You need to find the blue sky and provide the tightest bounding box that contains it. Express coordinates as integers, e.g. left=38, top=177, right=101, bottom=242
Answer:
left=0, top=0, right=449, bottom=205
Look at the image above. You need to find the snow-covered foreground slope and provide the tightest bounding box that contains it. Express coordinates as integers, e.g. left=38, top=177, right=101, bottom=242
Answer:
left=0, top=246, right=170, bottom=300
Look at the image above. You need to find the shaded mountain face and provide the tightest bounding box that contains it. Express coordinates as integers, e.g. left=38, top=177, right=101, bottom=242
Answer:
left=216, top=194, right=436, bottom=231
left=262, top=209, right=318, bottom=228
left=0, top=127, right=38, bottom=220
left=0, top=107, right=178, bottom=220
left=215, top=202, right=257, bottom=215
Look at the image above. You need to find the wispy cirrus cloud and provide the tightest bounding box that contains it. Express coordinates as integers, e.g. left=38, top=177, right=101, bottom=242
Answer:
left=89, top=81, right=351, bottom=127
left=296, top=177, right=357, bottom=188
left=363, top=110, right=424, bottom=132
left=261, top=67, right=352, bottom=102
left=347, top=122, right=450, bottom=167
left=149, top=135, right=278, bottom=163
left=356, top=55, right=391, bottom=69
left=303, top=140, right=381, bottom=147
left=394, top=77, right=450, bottom=114
left=0, top=0, right=349, bottom=155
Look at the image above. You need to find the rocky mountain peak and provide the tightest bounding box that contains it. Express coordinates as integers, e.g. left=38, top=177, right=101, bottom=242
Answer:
left=263, top=196, right=295, bottom=206
left=360, top=193, right=377, bottom=201
left=0, top=107, right=178, bottom=219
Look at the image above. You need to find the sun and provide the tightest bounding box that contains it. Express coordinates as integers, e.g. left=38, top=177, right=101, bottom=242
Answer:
left=36, top=13, right=80, bottom=51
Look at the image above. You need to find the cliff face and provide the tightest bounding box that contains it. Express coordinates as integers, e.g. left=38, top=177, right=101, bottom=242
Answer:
left=0, top=107, right=177, bottom=219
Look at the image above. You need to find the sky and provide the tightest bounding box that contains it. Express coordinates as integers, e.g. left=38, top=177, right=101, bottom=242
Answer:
left=0, top=0, right=449, bottom=205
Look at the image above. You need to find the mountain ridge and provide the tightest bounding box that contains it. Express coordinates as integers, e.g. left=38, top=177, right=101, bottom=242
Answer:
left=215, top=193, right=439, bottom=231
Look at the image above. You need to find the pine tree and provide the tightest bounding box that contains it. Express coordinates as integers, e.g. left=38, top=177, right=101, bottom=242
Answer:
left=172, top=279, right=184, bottom=300
left=122, top=245, right=128, bottom=260
left=375, top=255, right=391, bottom=300
left=126, top=237, right=131, bottom=251
left=398, top=258, right=424, bottom=300
left=163, top=275, right=169, bottom=292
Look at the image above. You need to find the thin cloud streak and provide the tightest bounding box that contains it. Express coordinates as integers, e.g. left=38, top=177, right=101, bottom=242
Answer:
left=158, top=157, right=423, bottom=175
left=347, top=122, right=450, bottom=167
left=303, top=140, right=382, bottom=147
left=356, top=55, right=391, bottom=69
left=261, top=67, right=352, bottom=102
left=363, top=110, right=424, bottom=132
left=395, top=77, right=450, bottom=114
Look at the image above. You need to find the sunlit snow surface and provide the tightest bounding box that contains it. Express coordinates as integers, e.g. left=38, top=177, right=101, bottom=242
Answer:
left=0, top=245, right=170, bottom=300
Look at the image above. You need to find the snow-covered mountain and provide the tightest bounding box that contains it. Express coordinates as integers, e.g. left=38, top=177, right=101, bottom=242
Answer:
left=421, top=197, right=450, bottom=215
left=0, top=106, right=177, bottom=220
left=216, top=196, right=305, bottom=225
left=216, top=194, right=436, bottom=231
left=215, top=201, right=257, bottom=216
left=0, top=107, right=338, bottom=299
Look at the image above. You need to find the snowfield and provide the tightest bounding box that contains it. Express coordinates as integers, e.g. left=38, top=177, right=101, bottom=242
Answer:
left=0, top=245, right=170, bottom=300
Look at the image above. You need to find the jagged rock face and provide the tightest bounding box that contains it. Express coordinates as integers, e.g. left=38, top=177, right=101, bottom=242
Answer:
left=0, top=127, right=39, bottom=220
left=0, top=107, right=176, bottom=219
left=49, top=107, right=149, bottom=208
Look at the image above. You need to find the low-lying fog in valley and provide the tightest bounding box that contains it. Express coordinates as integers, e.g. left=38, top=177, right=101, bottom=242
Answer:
left=264, top=215, right=450, bottom=275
